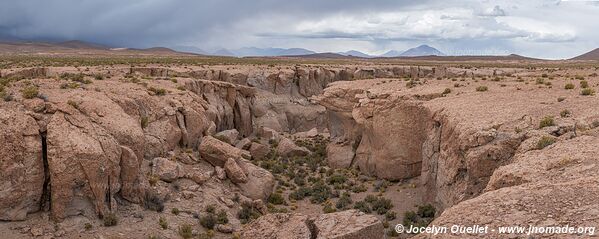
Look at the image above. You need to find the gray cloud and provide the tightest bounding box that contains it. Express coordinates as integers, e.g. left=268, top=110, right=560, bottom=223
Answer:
left=0, top=0, right=597, bottom=58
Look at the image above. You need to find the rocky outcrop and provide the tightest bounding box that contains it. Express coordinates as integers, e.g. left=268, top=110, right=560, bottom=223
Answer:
left=199, top=135, right=249, bottom=167
left=0, top=106, right=44, bottom=221
left=235, top=159, right=275, bottom=201
left=240, top=210, right=383, bottom=239
left=276, top=137, right=310, bottom=158
left=316, top=77, right=599, bottom=212
left=224, top=158, right=248, bottom=183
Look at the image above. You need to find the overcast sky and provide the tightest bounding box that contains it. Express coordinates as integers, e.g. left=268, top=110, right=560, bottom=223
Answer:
left=0, top=0, right=597, bottom=59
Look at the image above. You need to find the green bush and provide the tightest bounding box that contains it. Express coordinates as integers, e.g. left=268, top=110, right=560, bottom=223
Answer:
left=158, top=216, right=168, bottom=229
left=536, top=136, right=556, bottom=150
left=581, top=88, right=595, bottom=96
left=580, top=80, right=589, bottom=88
left=21, top=85, right=39, bottom=99
left=335, top=192, right=352, bottom=210
left=200, top=213, right=216, bottom=229
left=353, top=201, right=371, bottom=213
left=171, top=207, right=180, bottom=215
left=371, top=197, right=393, bottom=215
left=323, top=202, right=336, bottom=213
left=476, top=86, right=488, bottom=92
left=268, top=193, right=286, bottom=205
left=238, top=202, right=261, bottom=224
left=289, top=186, right=312, bottom=200
left=205, top=204, right=216, bottom=214
left=417, top=204, right=436, bottom=218
left=310, top=182, right=331, bottom=204
left=539, top=116, right=555, bottom=128
left=178, top=224, right=193, bottom=239
left=103, top=213, right=118, bottom=227
left=385, top=211, right=397, bottom=220
left=217, top=209, right=229, bottom=224
left=564, top=83, right=575, bottom=89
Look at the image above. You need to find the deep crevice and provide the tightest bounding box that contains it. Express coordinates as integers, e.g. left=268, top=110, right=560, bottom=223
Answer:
left=305, top=218, right=318, bottom=239
left=39, top=132, right=51, bottom=212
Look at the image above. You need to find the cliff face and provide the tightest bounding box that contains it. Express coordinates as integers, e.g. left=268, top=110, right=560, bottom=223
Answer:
left=317, top=76, right=599, bottom=213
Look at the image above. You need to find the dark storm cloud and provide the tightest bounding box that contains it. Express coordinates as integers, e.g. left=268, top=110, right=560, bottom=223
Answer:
left=0, top=0, right=425, bottom=47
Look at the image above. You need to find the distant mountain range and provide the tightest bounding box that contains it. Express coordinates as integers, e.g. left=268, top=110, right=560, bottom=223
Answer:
left=2, top=38, right=598, bottom=61
left=178, top=44, right=445, bottom=58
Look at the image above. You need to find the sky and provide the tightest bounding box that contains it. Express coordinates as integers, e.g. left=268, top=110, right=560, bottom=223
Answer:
left=0, top=0, right=598, bottom=59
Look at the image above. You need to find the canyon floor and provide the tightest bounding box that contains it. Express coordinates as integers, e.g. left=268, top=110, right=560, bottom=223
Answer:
left=1, top=55, right=598, bottom=238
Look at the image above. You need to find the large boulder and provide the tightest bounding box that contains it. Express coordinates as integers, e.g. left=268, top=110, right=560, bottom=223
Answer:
left=224, top=158, right=248, bottom=183
left=199, top=135, right=248, bottom=167
left=249, top=142, right=270, bottom=160
left=240, top=213, right=312, bottom=239
left=236, top=159, right=275, bottom=201
left=326, top=144, right=355, bottom=169
left=46, top=111, right=122, bottom=220
left=276, top=137, right=310, bottom=158
left=240, top=210, right=383, bottom=239
left=0, top=106, right=44, bottom=221
left=151, top=157, right=183, bottom=182
left=214, top=129, right=239, bottom=145
left=312, top=210, right=383, bottom=239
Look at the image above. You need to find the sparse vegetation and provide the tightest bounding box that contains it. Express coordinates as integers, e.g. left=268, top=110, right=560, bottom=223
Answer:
left=21, top=85, right=39, bottom=99
left=200, top=213, right=216, bottom=229
left=103, top=213, right=118, bottom=227
left=539, top=116, right=555, bottom=128
left=565, top=83, right=575, bottom=89
left=178, top=224, right=193, bottom=239
left=536, top=136, right=556, bottom=150
left=581, top=88, right=595, bottom=96
left=158, top=216, right=168, bottom=229
left=476, top=86, right=488, bottom=92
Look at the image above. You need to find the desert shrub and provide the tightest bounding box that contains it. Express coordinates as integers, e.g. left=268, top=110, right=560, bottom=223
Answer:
left=476, top=86, right=488, bottom=92
left=205, top=204, right=216, bottom=214
left=178, top=224, right=193, bottom=239
left=371, top=197, right=393, bottom=214
left=310, top=182, right=332, bottom=204
left=417, top=204, right=436, bottom=218
left=386, top=211, right=397, bottom=220
left=84, top=223, right=93, bottom=230
left=238, top=201, right=261, bottom=224
left=581, top=88, right=595, bottom=96
left=539, top=116, right=554, bottom=128
left=103, top=213, right=118, bottom=227
left=536, top=136, right=556, bottom=150
left=364, top=195, right=378, bottom=204
left=351, top=184, right=367, bottom=193
left=141, top=116, right=149, bottom=129
left=442, top=88, right=451, bottom=95
left=353, top=201, right=371, bottom=213
left=144, top=191, right=164, bottom=212
left=289, top=186, right=312, bottom=200
left=535, top=78, right=545, bottom=84
left=67, top=100, right=79, bottom=109
left=564, top=83, right=575, bottom=89
left=335, top=192, right=352, bottom=209
left=200, top=213, right=216, bottom=229
left=149, top=87, right=167, bottom=96
left=560, top=110, right=571, bottom=117
left=323, top=201, right=336, bottom=213
left=158, top=216, right=168, bottom=229
left=21, top=85, right=39, bottom=99
left=580, top=80, right=589, bottom=88
left=327, top=174, right=347, bottom=185
left=171, top=207, right=180, bottom=215
left=177, top=85, right=186, bottom=91
left=217, top=209, right=229, bottom=224
left=268, top=193, right=286, bottom=205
